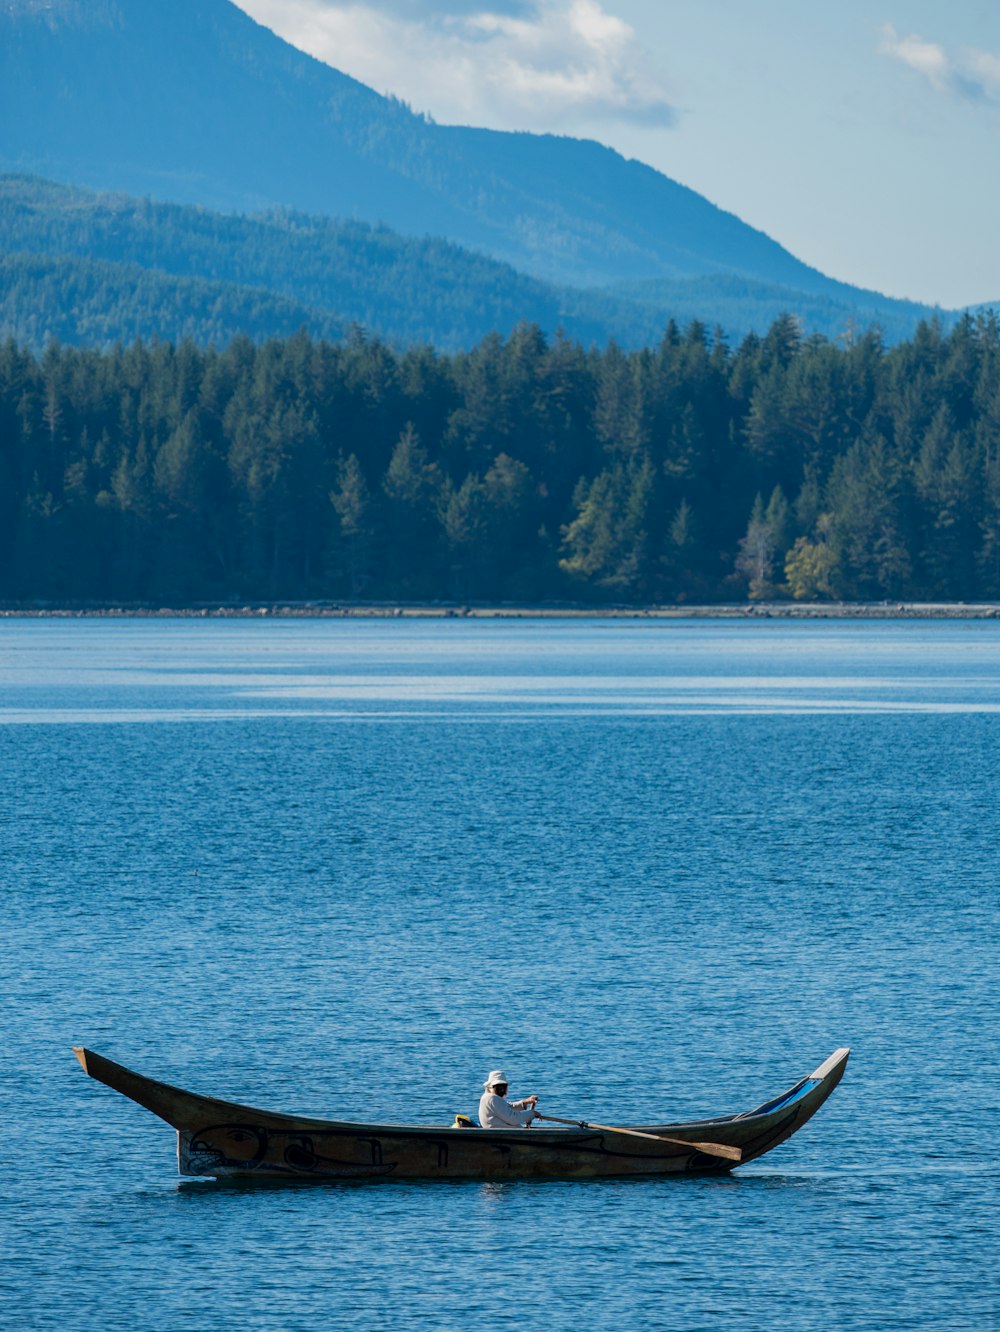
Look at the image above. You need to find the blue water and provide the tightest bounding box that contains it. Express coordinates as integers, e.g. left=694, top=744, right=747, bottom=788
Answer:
left=1, top=617, right=997, bottom=1331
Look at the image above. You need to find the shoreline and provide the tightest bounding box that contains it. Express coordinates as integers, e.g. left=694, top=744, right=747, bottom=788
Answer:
left=3, top=601, right=1000, bottom=620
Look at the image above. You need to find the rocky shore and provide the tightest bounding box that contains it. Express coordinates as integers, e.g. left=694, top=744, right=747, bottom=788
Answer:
left=3, top=601, right=1000, bottom=619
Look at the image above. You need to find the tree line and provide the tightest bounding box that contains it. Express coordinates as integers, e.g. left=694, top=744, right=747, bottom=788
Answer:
left=2, top=312, right=999, bottom=605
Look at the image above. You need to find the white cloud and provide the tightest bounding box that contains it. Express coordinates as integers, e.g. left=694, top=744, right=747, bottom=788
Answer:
left=879, top=23, right=1000, bottom=104
left=235, top=0, right=677, bottom=130
left=964, top=47, right=1000, bottom=96
left=358, top=1, right=534, bottom=14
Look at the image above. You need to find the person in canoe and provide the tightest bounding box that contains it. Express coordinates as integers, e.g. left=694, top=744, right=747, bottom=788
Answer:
left=479, top=1069, right=539, bottom=1127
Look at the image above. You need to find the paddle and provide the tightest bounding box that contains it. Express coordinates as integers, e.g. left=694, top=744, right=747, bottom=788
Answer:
left=535, top=1113, right=742, bottom=1162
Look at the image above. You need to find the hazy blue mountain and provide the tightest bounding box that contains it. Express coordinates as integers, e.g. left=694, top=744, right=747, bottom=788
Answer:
left=0, top=0, right=950, bottom=316
left=0, top=250, right=346, bottom=350
left=603, top=274, right=950, bottom=348
left=0, top=176, right=959, bottom=352
left=0, top=176, right=671, bottom=350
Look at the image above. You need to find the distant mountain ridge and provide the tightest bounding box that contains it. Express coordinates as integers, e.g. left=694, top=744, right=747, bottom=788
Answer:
left=0, top=0, right=962, bottom=315
left=0, top=175, right=961, bottom=351
left=0, top=175, right=669, bottom=350
left=0, top=249, right=346, bottom=350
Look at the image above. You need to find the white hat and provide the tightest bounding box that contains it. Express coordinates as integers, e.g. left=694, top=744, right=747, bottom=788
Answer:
left=484, top=1069, right=508, bottom=1089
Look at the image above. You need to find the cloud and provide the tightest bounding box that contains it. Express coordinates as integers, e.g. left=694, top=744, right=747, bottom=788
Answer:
left=878, top=24, right=1000, bottom=104
left=236, top=0, right=677, bottom=130
left=359, top=0, right=534, bottom=14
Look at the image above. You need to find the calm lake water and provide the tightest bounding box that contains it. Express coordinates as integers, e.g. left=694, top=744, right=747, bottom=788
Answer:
left=2, top=616, right=998, bottom=1331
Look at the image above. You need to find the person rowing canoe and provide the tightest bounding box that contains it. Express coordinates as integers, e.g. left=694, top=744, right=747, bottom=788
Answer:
left=478, top=1069, right=539, bottom=1127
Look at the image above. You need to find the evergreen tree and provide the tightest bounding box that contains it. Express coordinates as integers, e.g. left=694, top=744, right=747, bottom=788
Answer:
left=662, top=497, right=703, bottom=601
left=382, top=422, right=444, bottom=596
left=913, top=405, right=979, bottom=596
left=330, top=452, right=375, bottom=597
left=439, top=472, right=488, bottom=599
left=825, top=431, right=911, bottom=598
left=560, top=456, right=658, bottom=596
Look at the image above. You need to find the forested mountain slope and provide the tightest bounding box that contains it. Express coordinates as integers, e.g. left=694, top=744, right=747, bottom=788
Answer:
left=0, top=177, right=956, bottom=350
left=0, top=251, right=345, bottom=350
left=0, top=177, right=662, bottom=351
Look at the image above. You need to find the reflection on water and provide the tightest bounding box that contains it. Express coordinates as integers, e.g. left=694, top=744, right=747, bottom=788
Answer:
left=6, top=617, right=1000, bottom=720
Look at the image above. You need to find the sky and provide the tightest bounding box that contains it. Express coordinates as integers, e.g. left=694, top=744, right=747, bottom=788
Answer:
left=233, top=0, right=1000, bottom=308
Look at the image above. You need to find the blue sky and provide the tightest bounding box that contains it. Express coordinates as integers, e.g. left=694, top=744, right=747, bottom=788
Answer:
left=234, top=1, right=1000, bottom=308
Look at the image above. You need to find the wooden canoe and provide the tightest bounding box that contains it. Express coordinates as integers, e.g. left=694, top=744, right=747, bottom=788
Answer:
left=73, top=1045, right=849, bottom=1181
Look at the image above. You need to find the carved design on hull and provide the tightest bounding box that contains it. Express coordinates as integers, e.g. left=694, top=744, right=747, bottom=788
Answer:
left=181, top=1125, right=399, bottom=1178
left=179, top=1122, right=710, bottom=1179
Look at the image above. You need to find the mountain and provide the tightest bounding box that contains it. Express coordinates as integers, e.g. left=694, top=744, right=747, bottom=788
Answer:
left=0, top=175, right=958, bottom=352
left=0, top=249, right=347, bottom=350
left=0, top=175, right=670, bottom=351
left=0, top=0, right=960, bottom=329
left=602, top=273, right=946, bottom=349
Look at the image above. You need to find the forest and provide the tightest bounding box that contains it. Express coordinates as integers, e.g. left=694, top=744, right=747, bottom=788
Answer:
left=1, top=311, right=999, bottom=606
left=0, top=176, right=951, bottom=352
left=0, top=176, right=656, bottom=353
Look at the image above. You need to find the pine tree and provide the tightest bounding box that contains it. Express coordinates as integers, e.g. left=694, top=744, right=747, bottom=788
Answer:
left=382, top=422, right=443, bottom=596
left=330, top=453, right=375, bottom=598
left=439, top=472, right=487, bottom=599
left=825, top=432, right=911, bottom=599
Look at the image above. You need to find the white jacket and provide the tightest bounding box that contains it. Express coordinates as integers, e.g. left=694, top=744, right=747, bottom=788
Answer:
left=479, top=1091, right=535, bottom=1128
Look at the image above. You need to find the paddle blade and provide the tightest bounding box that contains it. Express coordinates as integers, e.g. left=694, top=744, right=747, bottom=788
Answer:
left=688, top=1139, right=742, bottom=1162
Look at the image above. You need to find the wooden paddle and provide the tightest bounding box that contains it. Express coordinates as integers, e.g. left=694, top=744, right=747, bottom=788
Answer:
left=535, top=1113, right=742, bottom=1162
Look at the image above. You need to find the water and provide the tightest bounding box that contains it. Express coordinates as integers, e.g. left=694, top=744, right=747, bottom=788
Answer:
left=1, top=617, right=997, bottom=1331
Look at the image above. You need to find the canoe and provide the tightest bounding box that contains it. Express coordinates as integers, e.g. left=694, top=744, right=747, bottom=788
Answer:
left=73, top=1046, right=848, bottom=1181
